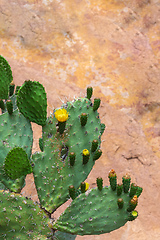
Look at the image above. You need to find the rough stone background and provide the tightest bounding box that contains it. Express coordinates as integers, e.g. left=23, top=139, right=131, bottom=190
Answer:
left=0, top=0, right=160, bottom=239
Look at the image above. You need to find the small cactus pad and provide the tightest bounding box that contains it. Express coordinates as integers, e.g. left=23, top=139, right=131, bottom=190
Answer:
left=54, top=173, right=142, bottom=235
left=4, top=147, right=32, bottom=180
left=0, top=55, right=13, bottom=99
left=32, top=95, right=104, bottom=213
left=0, top=190, right=52, bottom=239
left=0, top=109, right=33, bottom=191
left=17, top=80, right=47, bottom=126
left=0, top=108, right=33, bottom=162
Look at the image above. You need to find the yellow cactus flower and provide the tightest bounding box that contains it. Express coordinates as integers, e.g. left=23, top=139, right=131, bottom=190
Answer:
left=85, top=182, right=89, bottom=191
left=131, top=211, right=138, bottom=217
left=82, top=149, right=90, bottom=156
left=54, top=108, right=68, bottom=122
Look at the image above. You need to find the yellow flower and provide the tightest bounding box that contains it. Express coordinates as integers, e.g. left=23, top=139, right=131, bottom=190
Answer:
left=85, top=182, right=89, bottom=191
left=54, top=108, right=68, bottom=122
left=131, top=211, right=138, bottom=217
left=82, top=149, right=90, bottom=156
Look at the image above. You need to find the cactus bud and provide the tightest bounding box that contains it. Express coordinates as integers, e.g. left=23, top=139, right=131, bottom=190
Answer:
left=69, top=185, right=76, bottom=200
left=80, top=182, right=86, bottom=193
left=91, top=139, right=98, bottom=152
left=122, top=173, right=131, bottom=193
left=117, top=183, right=123, bottom=196
left=93, top=149, right=102, bottom=160
left=15, top=86, right=21, bottom=95
left=80, top=113, right=88, bottom=126
left=108, top=169, right=117, bottom=191
left=9, top=81, right=15, bottom=96
left=136, top=186, right=143, bottom=197
left=117, top=198, right=124, bottom=209
left=69, top=152, right=76, bottom=166
left=0, top=99, right=5, bottom=110
left=82, top=149, right=90, bottom=164
left=96, top=177, right=103, bottom=191
left=129, top=183, right=138, bottom=197
left=93, top=98, right=101, bottom=111
left=6, top=100, right=13, bottom=114
left=87, top=86, right=93, bottom=99
left=127, top=210, right=138, bottom=221
left=127, top=195, right=138, bottom=212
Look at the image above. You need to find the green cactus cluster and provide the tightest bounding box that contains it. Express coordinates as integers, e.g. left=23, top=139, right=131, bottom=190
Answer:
left=0, top=55, right=143, bottom=239
left=53, top=169, right=142, bottom=235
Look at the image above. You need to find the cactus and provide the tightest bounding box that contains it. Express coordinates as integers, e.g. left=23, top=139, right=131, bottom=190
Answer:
left=0, top=55, right=143, bottom=239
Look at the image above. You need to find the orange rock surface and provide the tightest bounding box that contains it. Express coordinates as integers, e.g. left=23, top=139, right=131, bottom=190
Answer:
left=0, top=0, right=160, bottom=239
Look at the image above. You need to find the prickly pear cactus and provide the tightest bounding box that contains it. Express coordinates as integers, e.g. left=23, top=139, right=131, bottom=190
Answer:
left=0, top=56, right=143, bottom=240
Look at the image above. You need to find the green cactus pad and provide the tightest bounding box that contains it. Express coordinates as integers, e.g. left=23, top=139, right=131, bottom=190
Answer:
left=0, top=55, right=13, bottom=99
left=4, top=147, right=32, bottom=180
left=32, top=97, right=104, bottom=213
left=0, top=190, right=52, bottom=239
left=17, top=80, right=47, bottom=126
left=0, top=109, right=33, bottom=162
left=0, top=56, right=13, bottom=83
left=54, top=184, right=142, bottom=235
left=0, top=166, right=26, bottom=193
left=0, top=108, right=33, bottom=191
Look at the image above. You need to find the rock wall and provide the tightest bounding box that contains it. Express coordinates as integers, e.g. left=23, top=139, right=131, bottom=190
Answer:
left=0, top=0, right=160, bottom=239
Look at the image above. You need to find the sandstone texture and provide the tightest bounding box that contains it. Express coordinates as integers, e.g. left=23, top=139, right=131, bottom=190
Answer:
left=0, top=0, right=160, bottom=239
